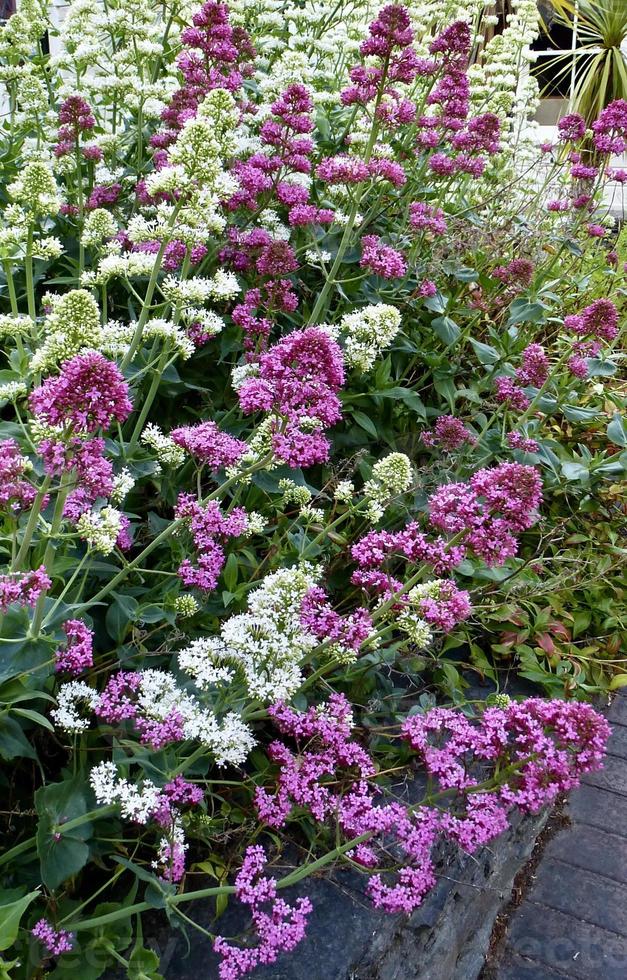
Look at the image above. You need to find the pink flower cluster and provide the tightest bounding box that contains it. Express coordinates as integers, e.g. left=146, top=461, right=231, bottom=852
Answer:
left=351, top=524, right=465, bottom=598
left=238, top=327, right=344, bottom=467
left=175, top=495, right=248, bottom=594
left=317, top=155, right=406, bottom=187
left=422, top=415, right=477, bottom=451
left=409, top=201, right=447, bottom=235
left=415, top=581, right=472, bottom=632
left=30, top=352, right=132, bottom=434
left=250, top=694, right=608, bottom=918
left=214, top=845, right=313, bottom=979
left=557, top=112, right=586, bottom=143
left=229, top=84, right=332, bottom=227
left=507, top=432, right=539, bottom=454
left=300, top=587, right=372, bottom=653
left=152, top=1, right=254, bottom=158
left=32, top=919, right=74, bottom=957
left=0, top=439, right=38, bottom=513
left=341, top=5, right=425, bottom=109
left=95, top=673, right=186, bottom=750
left=230, top=241, right=301, bottom=352
left=171, top=421, right=247, bottom=470
left=516, top=343, right=549, bottom=388
left=55, top=619, right=94, bottom=675
left=39, top=436, right=114, bottom=523
left=54, top=95, right=100, bottom=160
left=494, top=376, right=530, bottom=411
left=429, top=462, right=543, bottom=566
left=255, top=694, right=374, bottom=827
left=564, top=299, right=619, bottom=378
left=152, top=776, right=204, bottom=882
left=360, top=234, right=407, bottom=279
left=592, top=98, right=627, bottom=155
left=492, top=258, right=534, bottom=290
left=0, top=566, right=51, bottom=612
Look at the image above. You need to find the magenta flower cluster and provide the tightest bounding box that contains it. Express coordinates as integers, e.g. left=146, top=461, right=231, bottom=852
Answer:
left=249, top=694, right=608, bottom=922
left=214, top=844, right=313, bottom=979
left=422, top=415, right=477, bottom=451
left=30, top=352, right=132, bottom=434
left=55, top=619, right=94, bottom=675
left=0, top=567, right=52, bottom=613
left=171, top=421, right=247, bottom=470
left=429, top=462, right=543, bottom=566
left=0, top=438, right=39, bottom=513
left=175, top=495, right=248, bottom=595
left=300, top=587, right=373, bottom=653
left=238, top=326, right=345, bottom=467
left=32, top=919, right=74, bottom=956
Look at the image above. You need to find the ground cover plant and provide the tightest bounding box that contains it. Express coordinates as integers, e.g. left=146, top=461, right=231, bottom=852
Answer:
left=0, top=0, right=625, bottom=975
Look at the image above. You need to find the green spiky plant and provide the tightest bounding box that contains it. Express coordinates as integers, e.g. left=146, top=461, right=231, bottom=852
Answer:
left=540, top=0, right=627, bottom=122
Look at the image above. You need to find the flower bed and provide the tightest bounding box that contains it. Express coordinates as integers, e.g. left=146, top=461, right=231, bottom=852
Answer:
left=0, top=0, right=624, bottom=977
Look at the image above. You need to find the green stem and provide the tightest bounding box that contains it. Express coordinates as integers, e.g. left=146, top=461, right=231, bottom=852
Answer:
left=120, top=203, right=183, bottom=370
left=30, top=483, right=72, bottom=637
left=12, top=476, right=53, bottom=571
left=127, top=346, right=170, bottom=453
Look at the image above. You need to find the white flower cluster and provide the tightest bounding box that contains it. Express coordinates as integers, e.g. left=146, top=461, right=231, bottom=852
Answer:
left=7, top=160, right=59, bottom=217
left=0, top=381, right=28, bottom=403
left=278, top=478, right=312, bottom=508
left=161, top=271, right=240, bottom=305
left=31, top=289, right=101, bottom=371
left=0, top=315, right=32, bottom=338
left=178, top=565, right=321, bottom=702
left=90, top=761, right=161, bottom=823
left=173, top=594, right=200, bottom=618
left=143, top=318, right=195, bottom=361
left=363, top=453, right=412, bottom=522
left=81, top=209, right=118, bottom=248
left=141, top=424, right=185, bottom=468
left=336, top=304, right=402, bottom=372
left=51, top=681, right=101, bottom=733
left=76, top=506, right=125, bottom=555
left=81, top=250, right=158, bottom=287
left=99, top=320, right=135, bottom=359
left=111, top=468, right=135, bottom=503
left=56, top=670, right=255, bottom=766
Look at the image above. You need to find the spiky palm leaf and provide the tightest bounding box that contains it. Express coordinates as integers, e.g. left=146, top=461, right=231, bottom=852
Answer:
left=538, top=0, right=627, bottom=122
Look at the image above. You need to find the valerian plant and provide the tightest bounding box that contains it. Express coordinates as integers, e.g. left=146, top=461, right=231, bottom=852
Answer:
left=0, top=0, right=624, bottom=976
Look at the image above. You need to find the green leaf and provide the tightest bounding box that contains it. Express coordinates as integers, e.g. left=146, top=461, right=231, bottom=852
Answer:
left=375, top=387, right=426, bottom=418
left=609, top=675, right=627, bottom=691
left=560, top=461, right=589, bottom=482
left=469, top=338, right=499, bottom=364
left=223, top=553, right=238, bottom=592
left=11, top=707, right=54, bottom=732
left=36, top=778, right=92, bottom=890
left=607, top=413, right=627, bottom=448
left=431, top=315, right=460, bottom=346
left=507, top=299, right=546, bottom=325
left=127, top=946, right=164, bottom=980
left=105, top=593, right=139, bottom=643
left=351, top=411, right=379, bottom=438
left=0, top=891, right=39, bottom=951
left=0, top=715, right=37, bottom=761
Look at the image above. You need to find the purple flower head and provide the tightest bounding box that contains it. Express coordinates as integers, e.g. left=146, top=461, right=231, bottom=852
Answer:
left=55, top=619, right=94, bottom=675
left=171, top=421, right=246, bottom=470
left=32, top=920, right=74, bottom=957
left=557, top=112, right=586, bottom=142
left=30, top=352, right=132, bottom=433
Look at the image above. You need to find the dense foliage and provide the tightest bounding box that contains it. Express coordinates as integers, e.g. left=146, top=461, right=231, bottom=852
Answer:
left=0, top=0, right=624, bottom=976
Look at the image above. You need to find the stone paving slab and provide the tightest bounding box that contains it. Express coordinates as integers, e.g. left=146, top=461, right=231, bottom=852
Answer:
left=504, top=903, right=627, bottom=979
left=525, top=858, right=627, bottom=936
left=493, top=692, right=627, bottom=979
left=567, top=783, right=627, bottom=837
